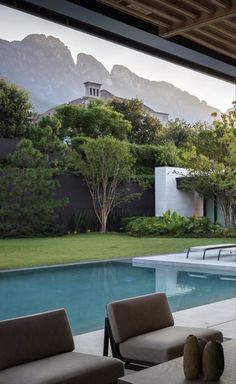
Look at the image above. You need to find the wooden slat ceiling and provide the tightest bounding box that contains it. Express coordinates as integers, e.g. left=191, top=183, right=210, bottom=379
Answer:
left=96, top=0, right=236, bottom=60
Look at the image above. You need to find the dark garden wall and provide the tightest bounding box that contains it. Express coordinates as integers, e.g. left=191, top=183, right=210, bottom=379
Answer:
left=56, top=173, right=155, bottom=231
left=0, top=139, right=155, bottom=232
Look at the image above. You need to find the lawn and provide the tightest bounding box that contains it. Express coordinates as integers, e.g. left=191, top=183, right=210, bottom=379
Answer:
left=0, top=233, right=235, bottom=270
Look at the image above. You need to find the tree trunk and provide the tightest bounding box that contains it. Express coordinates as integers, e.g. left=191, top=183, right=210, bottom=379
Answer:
left=219, top=198, right=230, bottom=227
left=221, top=206, right=229, bottom=227
left=232, top=206, right=236, bottom=226
left=230, top=203, right=236, bottom=226
left=101, top=206, right=108, bottom=233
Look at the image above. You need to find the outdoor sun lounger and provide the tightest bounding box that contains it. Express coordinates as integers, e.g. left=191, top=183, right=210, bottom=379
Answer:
left=103, top=292, right=223, bottom=370
left=0, top=309, right=124, bottom=384
left=186, top=243, right=236, bottom=260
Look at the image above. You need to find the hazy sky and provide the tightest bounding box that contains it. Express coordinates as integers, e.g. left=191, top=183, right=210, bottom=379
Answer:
left=0, top=4, right=235, bottom=112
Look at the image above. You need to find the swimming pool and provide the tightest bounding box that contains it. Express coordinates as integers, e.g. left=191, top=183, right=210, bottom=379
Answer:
left=0, top=260, right=235, bottom=334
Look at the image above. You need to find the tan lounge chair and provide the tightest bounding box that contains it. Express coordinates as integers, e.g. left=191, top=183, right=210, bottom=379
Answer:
left=0, top=309, right=124, bottom=384
left=103, top=292, right=223, bottom=370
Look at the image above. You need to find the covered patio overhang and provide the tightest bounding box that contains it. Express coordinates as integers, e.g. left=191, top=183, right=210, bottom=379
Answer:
left=0, top=0, right=235, bottom=83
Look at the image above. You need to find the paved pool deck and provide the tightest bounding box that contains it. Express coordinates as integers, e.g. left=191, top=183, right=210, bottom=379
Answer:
left=132, top=250, right=236, bottom=274
left=74, top=297, right=236, bottom=355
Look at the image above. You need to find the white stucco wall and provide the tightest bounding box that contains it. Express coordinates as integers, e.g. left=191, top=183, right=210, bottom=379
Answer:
left=155, top=167, right=203, bottom=217
left=149, top=111, right=169, bottom=125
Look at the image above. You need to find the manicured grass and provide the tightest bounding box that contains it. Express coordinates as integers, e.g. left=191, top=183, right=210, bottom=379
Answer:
left=0, top=233, right=235, bottom=270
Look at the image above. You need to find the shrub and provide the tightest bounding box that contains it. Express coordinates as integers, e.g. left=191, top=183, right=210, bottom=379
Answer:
left=213, top=226, right=236, bottom=238
left=122, top=210, right=221, bottom=237
left=129, top=143, right=181, bottom=187
left=130, top=143, right=181, bottom=168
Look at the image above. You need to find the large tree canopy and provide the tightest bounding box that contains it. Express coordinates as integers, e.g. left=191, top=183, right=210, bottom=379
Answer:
left=108, top=98, right=164, bottom=145
left=55, top=100, right=131, bottom=140
left=159, top=118, right=200, bottom=148
left=0, top=78, right=32, bottom=138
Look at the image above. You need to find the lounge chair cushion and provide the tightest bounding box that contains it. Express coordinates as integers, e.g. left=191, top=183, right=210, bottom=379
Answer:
left=119, top=326, right=223, bottom=364
left=107, top=292, right=174, bottom=343
left=0, top=309, right=74, bottom=371
left=0, top=352, right=124, bottom=384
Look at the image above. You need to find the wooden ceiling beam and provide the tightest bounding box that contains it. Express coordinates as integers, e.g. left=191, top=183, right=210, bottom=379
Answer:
left=97, top=0, right=170, bottom=27
left=97, top=0, right=235, bottom=61
left=180, top=0, right=215, bottom=14
left=183, top=31, right=236, bottom=59
left=151, top=0, right=198, bottom=19
left=198, top=27, right=236, bottom=48
left=160, top=3, right=236, bottom=38
left=207, top=23, right=236, bottom=40
left=222, top=18, right=236, bottom=28
left=208, top=0, right=232, bottom=9
left=120, top=0, right=184, bottom=23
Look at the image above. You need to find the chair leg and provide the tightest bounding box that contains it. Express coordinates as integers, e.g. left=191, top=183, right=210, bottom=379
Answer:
left=186, top=248, right=190, bottom=259
left=103, top=317, right=110, bottom=356
left=103, top=317, right=122, bottom=359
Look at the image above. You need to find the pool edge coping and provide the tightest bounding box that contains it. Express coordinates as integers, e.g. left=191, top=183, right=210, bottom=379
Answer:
left=0, top=257, right=133, bottom=274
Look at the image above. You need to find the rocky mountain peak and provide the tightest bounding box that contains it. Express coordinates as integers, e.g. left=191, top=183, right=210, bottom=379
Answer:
left=111, top=64, right=132, bottom=76
left=76, top=53, right=111, bottom=86
left=20, top=34, right=75, bottom=68
left=110, top=64, right=220, bottom=121
left=0, top=34, right=220, bottom=120
left=21, top=34, right=60, bottom=45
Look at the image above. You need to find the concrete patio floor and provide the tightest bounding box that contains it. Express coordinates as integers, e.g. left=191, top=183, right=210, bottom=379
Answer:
left=132, top=250, right=236, bottom=274
left=74, top=297, right=236, bottom=355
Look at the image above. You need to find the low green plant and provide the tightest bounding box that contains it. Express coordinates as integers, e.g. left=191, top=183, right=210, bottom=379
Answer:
left=213, top=226, right=236, bottom=238
left=122, top=210, right=222, bottom=237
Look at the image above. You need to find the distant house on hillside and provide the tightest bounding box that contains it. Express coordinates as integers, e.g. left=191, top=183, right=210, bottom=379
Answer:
left=42, top=81, right=169, bottom=125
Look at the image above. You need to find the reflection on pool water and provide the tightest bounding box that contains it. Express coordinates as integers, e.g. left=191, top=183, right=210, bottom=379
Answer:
left=0, top=260, right=235, bottom=334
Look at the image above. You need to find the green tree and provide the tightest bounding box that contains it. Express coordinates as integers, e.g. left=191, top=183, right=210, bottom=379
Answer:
left=159, top=118, right=199, bottom=147
left=0, top=139, right=67, bottom=236
left=0, top=78, right=31, bottom=138
left=30, top=116, right=68, bottom=168
left=72, top=136, right=136, bottom=232
left=55, top=100, right=131, bottom=140
left=183, top=109, right=236, bottom=226
left=108, top=98, right=164, bottom=144
left=129, top=142, right=181, bottom=186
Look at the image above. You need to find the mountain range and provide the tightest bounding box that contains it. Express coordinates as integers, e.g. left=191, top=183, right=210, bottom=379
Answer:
left=0, top=34, right=220, bottom=122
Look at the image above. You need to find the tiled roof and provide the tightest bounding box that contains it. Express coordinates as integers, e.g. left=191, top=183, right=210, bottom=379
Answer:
left=42, top=88, right=168, bottom=119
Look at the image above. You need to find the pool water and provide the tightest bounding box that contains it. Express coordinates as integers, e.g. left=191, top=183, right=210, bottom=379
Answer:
left=0, top=261, right=235, bottom=335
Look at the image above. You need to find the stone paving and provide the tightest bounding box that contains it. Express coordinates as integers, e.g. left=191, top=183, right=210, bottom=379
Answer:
left=132, top=250, right=236, bottom=274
